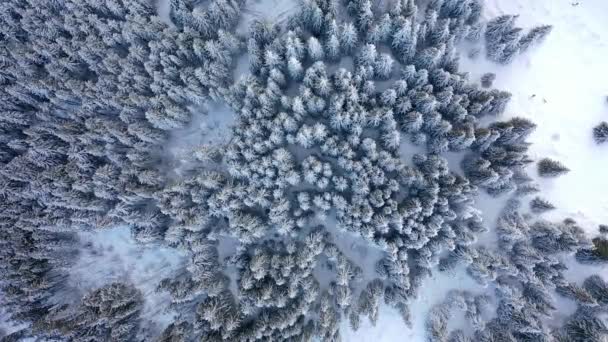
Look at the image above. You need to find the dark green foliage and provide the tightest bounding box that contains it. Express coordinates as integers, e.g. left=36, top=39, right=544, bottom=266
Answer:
left=448, top=330, right=471, bottom=342
left=593, top=238, right=608, bottom=259
left=158, top=321, right=193, bottom=342
left=485, top=15, right=552, bottom=64
left=555, top=282, right=597, bottom=306
left=519, top=25, right=553, bottom=52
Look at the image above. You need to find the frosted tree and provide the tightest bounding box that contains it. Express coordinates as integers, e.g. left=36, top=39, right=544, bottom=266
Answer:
left=485, top=15, right=518, bottom=62
left=375, top=53, right=394, bottom=80
left=519, top=25, right=553, bottom=52
left=44, top=283, right=144, bottom=341
left=558, top=306, right=608, bottom=342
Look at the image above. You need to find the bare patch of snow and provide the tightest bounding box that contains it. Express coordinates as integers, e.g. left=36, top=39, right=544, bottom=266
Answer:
left=166, top=102, right=237, bottom=176
left=398, top=135, right=426, bottom=163
left=237, top=0, right=300, bottom=34
left=324, top=213, right=386, bottom=282
left=169, top=102, right=237, bottom=154
left=234, top=54, right=251, bottom=82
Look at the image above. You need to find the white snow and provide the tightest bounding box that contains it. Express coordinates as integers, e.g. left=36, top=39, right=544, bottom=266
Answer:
left=156, top=0, right=173, bottom=26
left=2, top=1, right=602, bottom=341
left=398, top=135, right=426, bottom=163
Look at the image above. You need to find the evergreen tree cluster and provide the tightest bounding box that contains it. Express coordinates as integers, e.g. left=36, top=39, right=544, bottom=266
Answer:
left=484, top=15, right=552, bottom=64
left=1, top=0, right=605, bottom=341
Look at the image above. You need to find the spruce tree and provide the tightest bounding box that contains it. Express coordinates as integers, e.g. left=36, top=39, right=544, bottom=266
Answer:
left=538, top=158, right=570, bottom=178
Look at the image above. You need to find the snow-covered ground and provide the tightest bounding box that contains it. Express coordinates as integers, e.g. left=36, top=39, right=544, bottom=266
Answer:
left=168, top=102, right=237, bottom=154
left=156, top=0, right=173, bottom=25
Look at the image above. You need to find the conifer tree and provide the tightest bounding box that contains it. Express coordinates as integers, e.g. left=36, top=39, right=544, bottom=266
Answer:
left=538, top=158, right=570, bottom=178
left=593, top=121, right=608, bottom=144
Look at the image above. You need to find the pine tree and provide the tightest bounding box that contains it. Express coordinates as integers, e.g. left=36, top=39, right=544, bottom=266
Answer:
left=537, top=158, right=570, bottom=178
left=530, top=197, right=556, bottom=214
left=519, top=25, right=553, bottom=52
left=340, top=22, right=358, bottom=53
left=375, top=53, right=394, bottom=80
left=583, top=275, right=608, bottom=306
left=308, top=36, right=325, bottom=61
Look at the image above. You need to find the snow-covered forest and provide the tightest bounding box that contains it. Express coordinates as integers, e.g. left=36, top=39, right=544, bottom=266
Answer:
left=0, top=0, right=607, bottom=341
